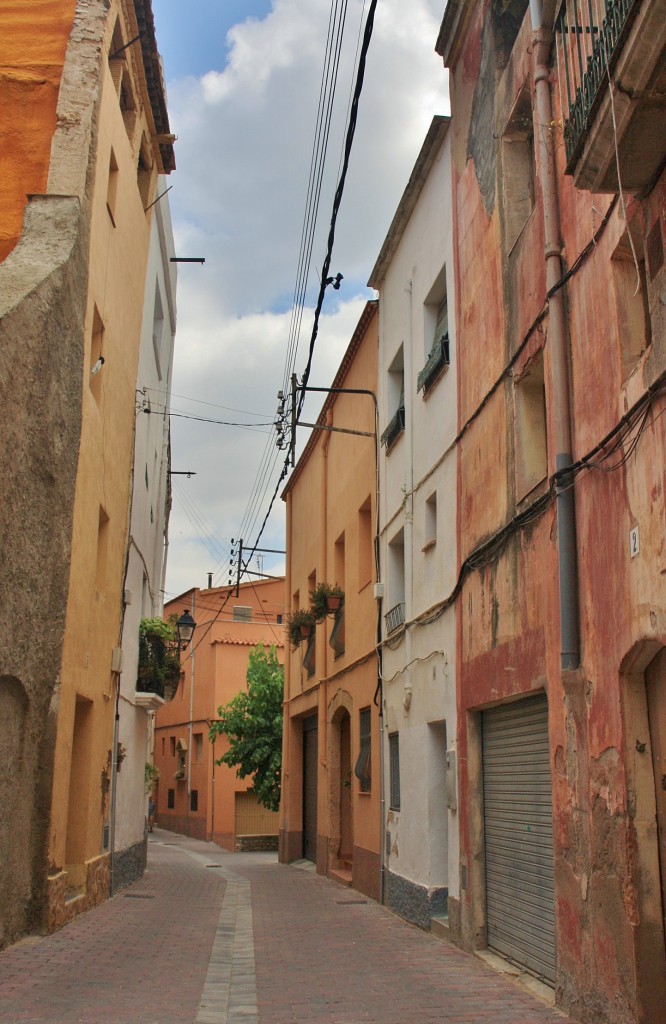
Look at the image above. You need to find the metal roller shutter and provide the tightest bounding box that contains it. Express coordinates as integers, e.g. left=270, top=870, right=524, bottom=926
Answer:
left=482, top=693, right=556, bottom=984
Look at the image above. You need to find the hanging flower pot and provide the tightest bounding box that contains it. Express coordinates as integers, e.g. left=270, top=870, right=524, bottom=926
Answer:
left=310, top=582, right=345, bottom=622
left=286, top=608, right=317, bottom=649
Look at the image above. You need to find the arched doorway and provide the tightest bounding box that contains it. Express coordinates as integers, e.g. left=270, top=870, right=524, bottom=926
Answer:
left=329, top=697, right=353, bottom=877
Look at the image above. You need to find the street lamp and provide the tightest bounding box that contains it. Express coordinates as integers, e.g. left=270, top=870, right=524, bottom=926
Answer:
left=176, top=610, right=196, bottom=650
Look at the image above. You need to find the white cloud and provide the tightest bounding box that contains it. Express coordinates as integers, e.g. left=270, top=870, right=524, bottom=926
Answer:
left=162, top=0, right=447, bottom=597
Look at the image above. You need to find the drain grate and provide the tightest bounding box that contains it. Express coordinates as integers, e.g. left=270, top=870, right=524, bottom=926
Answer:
left=206, top=864, right=224, bottom=868
left=123, top=893, right=155, bottom=899
left=336, top=899, right=367, bottom=905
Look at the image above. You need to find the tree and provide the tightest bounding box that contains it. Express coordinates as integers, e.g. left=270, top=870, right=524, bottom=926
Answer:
left=209, top=644, right=284, bottom=812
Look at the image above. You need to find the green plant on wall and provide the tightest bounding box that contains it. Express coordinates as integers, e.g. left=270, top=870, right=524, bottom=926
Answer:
left=144, top=762, right=159, bottom=794
left=309, top=582, right=344, bottom=623
left=286, top=608, right=316, bottom=649
left=138, top=617, right=182, bottom=699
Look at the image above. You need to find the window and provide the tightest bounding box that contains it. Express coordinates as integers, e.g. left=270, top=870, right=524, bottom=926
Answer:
left=190, top=790, right=198, bottom=812
left=194, top=733, right=203, bottom=763
left=233, top=606, right=253, bottom=622
left=89, top=306, right=105, bottom=403
left=389, top=733, right=400, bottom=810
left=424, top=491, right=437, bottom=551
left=95, top=507, right=109, bottom=593
left=303, top=631, right=316, bottom=678
left=381, top=345, right=405, bottom=449
left=161, top=736, right=165, bottom=756
left=358, top=497, right=372, bottom=589
left=152, top=286, right=165, bottom=380
left=137, top=134, right=153, bottom=211
left=169, top=736, right=176, bottom=757
left=385, top=528, right=405, bottom=634
left=419, top=267, right=450, bottom=395
left=501, top=87, right=535, bottom=252
left=612, top=229, right=651, bottom=380
left=355, top=707, right=371, bottom=792
left=329, top=602, right=345, bottom=659
left=167, top=788, right=175, bottom=809
left=334, top=531, right=345, bottom=591
left=514, top=351, right=547, bottom=501
left=106, top=148, right=119, bottom=225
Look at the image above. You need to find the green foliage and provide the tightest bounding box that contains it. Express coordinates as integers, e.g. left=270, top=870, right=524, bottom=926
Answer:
left=309, top=581, right=344, bottom=622
left=209, top=645, right=284, bottom=812
left=138, top=617, right=181, bottom=698
left=285, top=608, right=316, bottom=649
left=145, top=762, right=160, bottom=794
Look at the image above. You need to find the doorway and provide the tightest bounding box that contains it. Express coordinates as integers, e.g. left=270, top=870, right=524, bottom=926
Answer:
left=302, top=714, right=318, bottom=862
left=647, top=648, right=666, bottom=940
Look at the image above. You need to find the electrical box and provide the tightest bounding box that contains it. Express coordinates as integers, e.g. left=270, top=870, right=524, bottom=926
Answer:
left=111, top=647, right=123, bottom=673
left=446, top=749, right=457, bottom=811
left=373, top=582, right=385, bottom=600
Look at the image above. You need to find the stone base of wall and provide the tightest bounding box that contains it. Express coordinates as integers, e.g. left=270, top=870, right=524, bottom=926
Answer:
left=447, top=895, right=462, bottom=946
left=352, top=844, right=380, bottom=902
left=278, top=829, right=303, bottom=863
left=234, top=834, right=278, bottom=853
left=385, top=870, right=447, bottom=931
left=47, top=854, right=110, bottom=934
left=111, top=838, right=147, bottom=893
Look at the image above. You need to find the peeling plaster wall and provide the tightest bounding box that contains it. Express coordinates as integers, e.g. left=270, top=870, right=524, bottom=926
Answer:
left=445, top=0, right=666, bottom=1020
left=0, top=0, right=104, bottom=948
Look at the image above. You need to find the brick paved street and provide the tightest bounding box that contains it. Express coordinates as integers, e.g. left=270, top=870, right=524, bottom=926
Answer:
left=0, top=830, right=574, bottom=1024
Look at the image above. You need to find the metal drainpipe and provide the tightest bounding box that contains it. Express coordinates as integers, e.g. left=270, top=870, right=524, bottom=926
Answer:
left=531, top=0, right=580, bottom=671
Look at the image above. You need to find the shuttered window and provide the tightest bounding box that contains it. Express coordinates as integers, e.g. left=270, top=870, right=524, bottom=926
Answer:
left=482, top=694, right=556, bottom=984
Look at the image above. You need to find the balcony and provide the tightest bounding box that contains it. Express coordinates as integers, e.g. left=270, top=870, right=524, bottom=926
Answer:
left=555, top=0, right=666, bottom=193
left=417, top=333, right=450, bottom=395
left=380, top=405, right=406, bottom=449
left=384, top=602, right=406, bottom=635
left=135, top=675, right=166, bottom=711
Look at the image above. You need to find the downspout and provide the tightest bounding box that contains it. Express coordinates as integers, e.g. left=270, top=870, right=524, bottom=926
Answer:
left=187, top=590, right=196, bottom=830
left=530, top=0, right=580, bottom=671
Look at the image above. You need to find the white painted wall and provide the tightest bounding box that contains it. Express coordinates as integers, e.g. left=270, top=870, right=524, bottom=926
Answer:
left=114, top=180, right=177, bottom=859
left=376, top=122, right=459, bottom=909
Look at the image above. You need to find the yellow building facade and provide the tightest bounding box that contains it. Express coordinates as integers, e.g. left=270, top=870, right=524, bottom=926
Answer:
left=279, top=301, right=382, bottom=900
left=0, top=0, right=174, bottom=943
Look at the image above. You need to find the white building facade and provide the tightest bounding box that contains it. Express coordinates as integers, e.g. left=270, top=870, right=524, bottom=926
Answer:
left=369, top=117, right=459, bottom=931
left=111, top=179, right=177, bottom=889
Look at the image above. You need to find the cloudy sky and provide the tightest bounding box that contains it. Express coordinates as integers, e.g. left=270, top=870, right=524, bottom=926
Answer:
left=151, top=0, right=449, bottom=599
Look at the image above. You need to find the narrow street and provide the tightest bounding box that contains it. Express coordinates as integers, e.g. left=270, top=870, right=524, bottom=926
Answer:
left=0, top=829, right=574, bottom=1024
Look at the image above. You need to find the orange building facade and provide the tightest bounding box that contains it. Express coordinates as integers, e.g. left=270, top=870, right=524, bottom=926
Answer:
left=155, top=579, right=285, bottom=850
left=279, top=301, right=382, bottom=901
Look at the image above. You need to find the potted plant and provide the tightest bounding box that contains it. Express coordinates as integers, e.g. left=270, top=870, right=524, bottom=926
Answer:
left=310, top=582, right=344, bottom=621
left=286, top=608, right=316, bottom=649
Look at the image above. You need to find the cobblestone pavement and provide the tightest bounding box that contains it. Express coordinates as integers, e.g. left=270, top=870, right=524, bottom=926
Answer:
left=0, top=829, right=574, bottom=1024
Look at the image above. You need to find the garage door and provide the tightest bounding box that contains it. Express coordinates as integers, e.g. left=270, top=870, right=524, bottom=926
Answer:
left=482, top=694, right=556, bottom=984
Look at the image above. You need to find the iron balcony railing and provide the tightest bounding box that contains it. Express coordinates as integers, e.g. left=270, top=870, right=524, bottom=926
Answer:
left=417, top=333, right=450, bottom=394
left=555, top=0, right=642, bottom=169
left=385, top=602, right=406, bottom=634
left=380, top=405, right=406, bottom=449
